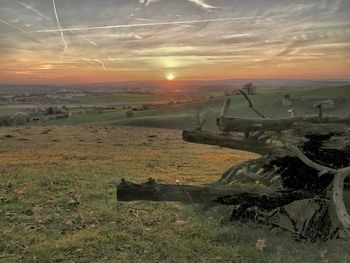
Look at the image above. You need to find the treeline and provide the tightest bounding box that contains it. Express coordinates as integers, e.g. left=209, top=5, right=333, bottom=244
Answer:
left=0, top=107, right=69, bottom=127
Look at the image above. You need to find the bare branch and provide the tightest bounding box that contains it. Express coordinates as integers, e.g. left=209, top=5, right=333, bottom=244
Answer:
left=239, top=90, right=266, bottom=118
left=333, top=171, right=350, bottom=235
left=192, top=106, right=211, bottom=131
left=220, top=97, right=231, bottom=117
left=315, top=104, right=323, bottom=123
left=284, top=143, right=336, bottom=175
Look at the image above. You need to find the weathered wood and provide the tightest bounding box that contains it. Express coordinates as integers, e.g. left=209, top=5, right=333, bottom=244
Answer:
left=219, top=158, right=265, bottom=184
left=315, top=104, right=323, bottom=123
left=292, top=122, right=347, bottom=136
left=220, top=98, right=231, bottom=117
left=214, top=190, right=313, bottom=209
left=285, top=143, right=350, bottom=235
left=240, top=198, right=342, bottom=241
left=333, top=169, right=350, bottom=235
left=182, top=130, right=274, bottom=155
left=321, top=136, right=350, bottom=151
left=285, top=143, right=337, bottom=175
left=117, top=179, right=312, bottom=210
left=179, top=103, right=350, bottom=239
left=217, top=115, right=350, bottom=133
left=117, top=178, right=237, bottom=203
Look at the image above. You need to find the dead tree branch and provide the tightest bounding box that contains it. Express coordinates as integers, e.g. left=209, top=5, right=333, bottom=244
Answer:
left=117, top=178, right=313, bottom=210
left=239, top=90, right=266, bottom=118
left=219, top=158, right=265, bottom=184
left=117, top=178, right=237, bottom=203
left=182, top=130, right=275, bottom=155
left=220, top=98, right=231, bottom=117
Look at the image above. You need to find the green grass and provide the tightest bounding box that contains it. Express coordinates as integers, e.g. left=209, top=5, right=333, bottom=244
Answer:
left=35, top=94, right=154, bottom=105
left=3, top=85, right=350, bottom=131
left=49, top=85, right=350, bottom=131
left=1, top=86, right=350, bottom=262
left=0, top=126, right=349, bottom=262
left=0, top=106, right=20, bottom=117
left=290, top=85, right=350, bottom=99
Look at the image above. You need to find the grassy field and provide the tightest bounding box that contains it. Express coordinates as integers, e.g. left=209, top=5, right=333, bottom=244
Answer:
left=2, top=85, right=350, bottom=131
left=1, top=125, right=349, bottom=262
left=34, top=94, right=155, bottom=105
left=49, top=85, right=350, bottom=131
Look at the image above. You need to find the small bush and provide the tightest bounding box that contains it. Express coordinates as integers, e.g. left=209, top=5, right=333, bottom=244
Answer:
left=242, top=83, right=258, bottom=95
left=125, top=110, right=134, bottom=118
left=9, top=112, right=29, bottom=125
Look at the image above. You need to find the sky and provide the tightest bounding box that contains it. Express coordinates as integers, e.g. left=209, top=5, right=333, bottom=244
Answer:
left=0, top=0, right=349, bottom=84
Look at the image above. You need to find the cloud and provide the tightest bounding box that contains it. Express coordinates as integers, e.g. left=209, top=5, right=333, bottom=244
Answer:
left=82, top=58, right=107, bottom=71
left=138, top=0, right=160, bottom=7
left=0, top=0, right=349, bottom=81
left=187, top=0, right=217, bottom=10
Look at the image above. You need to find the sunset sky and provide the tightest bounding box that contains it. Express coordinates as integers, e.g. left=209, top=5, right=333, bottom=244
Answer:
left=0, top=0, right=349, bottom=84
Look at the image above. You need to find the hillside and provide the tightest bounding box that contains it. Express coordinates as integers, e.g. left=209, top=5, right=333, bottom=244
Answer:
left=1, top=126, right=349, bottom=262
left=51, top=85, right=350, bottom=131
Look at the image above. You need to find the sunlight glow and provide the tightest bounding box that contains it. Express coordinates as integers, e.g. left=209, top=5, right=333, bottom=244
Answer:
left=166, top=73, right=175, bottom=81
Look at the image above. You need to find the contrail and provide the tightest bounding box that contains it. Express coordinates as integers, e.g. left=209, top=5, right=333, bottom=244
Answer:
left=187, top=0, right=217, bottom=10
left=52, top=0, right=67, bottom=53
left=13, top=0, right=98, bottom=47
left=14, top=0, right=54, bottom=22
left=33, top=16, right=260, bottom=33
left=0, top=17, right=34, bottom=37
left=72, top=34, right=98, bottom=47
left=134, top=17, right=156, bottom=22
left=82, top=58, right=107, bottom=71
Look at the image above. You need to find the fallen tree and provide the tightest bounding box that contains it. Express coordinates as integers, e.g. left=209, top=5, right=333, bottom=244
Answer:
left=117, top=178, right=312, bottom=207
left=117, top=93, right=350, bottom=241
left=116, top=179, right=343, bottom=240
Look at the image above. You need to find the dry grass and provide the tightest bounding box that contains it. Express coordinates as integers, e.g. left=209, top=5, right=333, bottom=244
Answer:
left=0, top=126, right=254, bottom=183
left=0, top=126, right=349, bottom=262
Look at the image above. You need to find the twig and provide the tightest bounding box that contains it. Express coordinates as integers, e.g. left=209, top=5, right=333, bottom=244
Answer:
left=219, top=158, right=265, bottom=184
left=4, top=223, right=15, bottom=234
left=124, top=205, right=155, bottom=212
left=239, top=90, right=266, bottom=118
left=315, top=104, right=323, bottom=123
left=0, top=254, right=17, bottom=259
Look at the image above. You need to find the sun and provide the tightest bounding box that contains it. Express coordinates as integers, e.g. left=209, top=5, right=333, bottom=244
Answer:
left=166, top=73, right=175, bottom=81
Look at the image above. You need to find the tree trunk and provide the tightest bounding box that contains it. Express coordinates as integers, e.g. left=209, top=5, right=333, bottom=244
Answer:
left=116, top=179, right=312, bottom=208
left=217, top=115, right=350, bottom=133
left=182, top=130, right=273, bottom=155
left=117, top=178, right=236, bottom=203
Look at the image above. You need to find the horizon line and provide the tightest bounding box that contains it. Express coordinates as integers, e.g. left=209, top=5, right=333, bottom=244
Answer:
left=1, top=78, right=350, bottom=87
